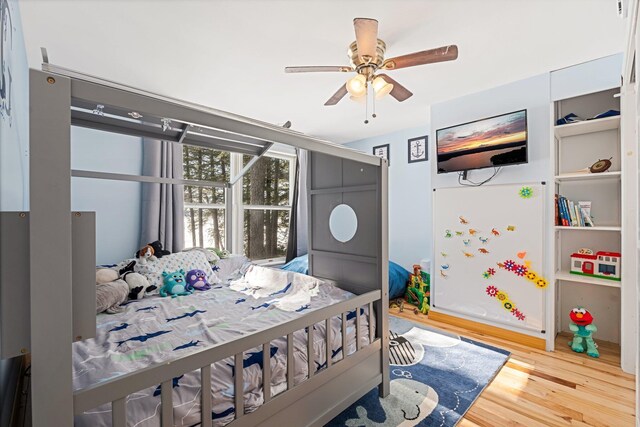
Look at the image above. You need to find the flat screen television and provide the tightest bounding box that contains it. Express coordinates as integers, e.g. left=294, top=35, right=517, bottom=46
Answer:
left=436, top=109, right=528, bottom=174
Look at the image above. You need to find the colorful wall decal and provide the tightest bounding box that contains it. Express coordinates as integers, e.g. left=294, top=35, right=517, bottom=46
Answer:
left=478, top=248, right=489, bottom=254
left=485, top=285, right=526, bottom=321
left=517, top=251, right=527, bottom=259
left=440, top=264, right=450, bottom=270
left=469, top=229, right=479, bottom=236
left=497, top=258, right=548, bottom=289
left=440, top=270, right=448, bottom=278
left=462, top=251, right=474, bottom=258
left=441, top=252, right=448, bottom=257
left=455, top=231, right=464, bottom=236
left=491, top=228, right=500, bottom=236
left=507, top=225, right=516, bottom=232
left=459, top=216, right=469, bottom=224
left=519, top=186, right=533, bottom=199
left=463, top=239, right=471, bottom=246
left=444, top=230, right=452, bottom=238
left=479, top=237, right=489, bottom=244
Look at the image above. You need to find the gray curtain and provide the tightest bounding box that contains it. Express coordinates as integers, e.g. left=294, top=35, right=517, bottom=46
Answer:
left=285, top=148, right=308, bottom=262
left=139, top=138, right=184, bottom=253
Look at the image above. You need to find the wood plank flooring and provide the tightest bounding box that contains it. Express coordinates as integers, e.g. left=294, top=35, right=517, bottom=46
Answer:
left=389, top=306, right=636, bottom=427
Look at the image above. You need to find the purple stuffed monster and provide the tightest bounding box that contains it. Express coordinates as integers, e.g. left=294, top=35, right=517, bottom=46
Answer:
left=185, top=269, right=212, bottom=291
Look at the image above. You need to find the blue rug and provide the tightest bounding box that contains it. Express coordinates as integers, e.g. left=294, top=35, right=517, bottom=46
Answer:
left=326, top=316, right=510, bottom=427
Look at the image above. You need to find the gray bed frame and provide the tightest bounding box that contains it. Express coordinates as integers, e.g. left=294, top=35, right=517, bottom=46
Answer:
left=3, top=62, right=389, bottom=426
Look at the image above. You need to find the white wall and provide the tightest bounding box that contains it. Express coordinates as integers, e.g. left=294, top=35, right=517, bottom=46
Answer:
left=431, top=73, right=552, bottom=188
left=71, top=127, right=143, bottom=264
left=345, top=125, right=431, bottom=272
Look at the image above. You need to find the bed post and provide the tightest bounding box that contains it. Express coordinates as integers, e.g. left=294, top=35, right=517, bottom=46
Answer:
left=29, top=69, right=74, bottom=425
left=378, top=158, right=390, bottom=397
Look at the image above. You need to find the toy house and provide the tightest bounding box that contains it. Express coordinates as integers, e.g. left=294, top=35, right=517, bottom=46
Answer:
left=570, top=251, right=621, bottom=281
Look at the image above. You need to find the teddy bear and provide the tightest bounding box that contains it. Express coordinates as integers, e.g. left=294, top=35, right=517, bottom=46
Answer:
left=160, top=269, right=193, bottom=298
left=186, top=269, right=212, bottom=291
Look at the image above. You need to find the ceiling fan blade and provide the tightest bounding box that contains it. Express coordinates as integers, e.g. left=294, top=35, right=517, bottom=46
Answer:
left=285, top=66, right=353, bottom=73
left=354, top=18, right=379, bottom=60
left=381, top=45, right=458, bottom=70
left=378, top=74, right=413, bottom=102
left=324, top=84, right=348, bottom=106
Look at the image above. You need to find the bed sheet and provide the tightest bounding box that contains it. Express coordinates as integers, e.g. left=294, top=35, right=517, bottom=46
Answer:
left=74, top=268, right=373, bottom=427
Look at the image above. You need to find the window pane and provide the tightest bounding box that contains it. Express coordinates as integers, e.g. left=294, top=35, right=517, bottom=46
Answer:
left=184, top=186, right=225, bottom=205
left=183, top=145, right=230, bottom=182
left=243, top=209, right=290, bottom=259
left=242, top=155, right=291, bottom=206
left=184, top=208, right=225, bottom=249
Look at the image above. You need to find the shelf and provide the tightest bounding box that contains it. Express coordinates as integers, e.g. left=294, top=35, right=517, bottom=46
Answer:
left=555, top=270, right=621, bottom=288
left=554, top=171, right=621, bottom=182
left=554, top=116, right=620, bottom=138
left=554, top=225, right=621, bottom=231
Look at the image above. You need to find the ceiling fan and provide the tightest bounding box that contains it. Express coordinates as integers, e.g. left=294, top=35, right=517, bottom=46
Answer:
left=285, top=17, right=458, bottom=119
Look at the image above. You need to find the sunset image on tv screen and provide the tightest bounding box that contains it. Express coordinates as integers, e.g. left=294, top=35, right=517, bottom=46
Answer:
left=436, top=110, right=527, bottom=173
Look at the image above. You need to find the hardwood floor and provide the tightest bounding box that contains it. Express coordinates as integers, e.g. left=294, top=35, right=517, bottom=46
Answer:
left=389, top=306, right=636, bottom=427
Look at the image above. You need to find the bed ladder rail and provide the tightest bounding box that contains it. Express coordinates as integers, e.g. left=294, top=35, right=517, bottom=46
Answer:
left=74, top=289, right=382, bottom=426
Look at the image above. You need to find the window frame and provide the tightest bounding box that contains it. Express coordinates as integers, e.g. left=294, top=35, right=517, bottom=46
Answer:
left=230, top=151, right=296, bottom=263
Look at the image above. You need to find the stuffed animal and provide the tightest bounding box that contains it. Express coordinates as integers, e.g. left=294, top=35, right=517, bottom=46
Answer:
left=568, top=307, right=599, bottom=358
left=186, top=269, right=212, bottom=291
left=160, top=269, right=193, bottom=298
left=118, top=260, right=136, bottom=276
left=96, top=279, right=129, bottom=314
left=148, top=240, right=171, bottom=259
left=136, top=245, right=157, bottom=266
left=96, top=268, right=119, bottom=285
left=122, top=271, right=156, bottom=300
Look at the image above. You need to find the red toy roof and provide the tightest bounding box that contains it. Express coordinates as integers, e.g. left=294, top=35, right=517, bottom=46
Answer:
left=570, top=253, right=597, bottom=260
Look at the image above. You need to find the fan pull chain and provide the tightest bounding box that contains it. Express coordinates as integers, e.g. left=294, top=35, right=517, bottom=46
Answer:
left=364, top=83, right=369, bottom=124
left=372, top=89, right=377, bottom=119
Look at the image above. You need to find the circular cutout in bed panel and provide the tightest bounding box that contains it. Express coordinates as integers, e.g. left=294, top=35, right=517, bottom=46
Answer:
left=329, top=204, right=358, bottom=243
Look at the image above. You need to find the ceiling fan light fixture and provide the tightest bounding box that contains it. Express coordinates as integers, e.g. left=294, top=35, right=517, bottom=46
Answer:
left=349, top=94, right=367, bottom=104
left=346, top=74, right=367, bottom=97
left=372, top=76, right=393, bottom=99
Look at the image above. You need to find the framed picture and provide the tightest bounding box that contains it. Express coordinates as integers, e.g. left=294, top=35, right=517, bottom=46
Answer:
left=372, top=144, right=390, bottom=165
left=408, top=135, right=428, bottom=163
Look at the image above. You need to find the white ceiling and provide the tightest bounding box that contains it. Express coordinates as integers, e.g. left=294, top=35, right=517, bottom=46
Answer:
left=20, top=0, right=625, bottom=143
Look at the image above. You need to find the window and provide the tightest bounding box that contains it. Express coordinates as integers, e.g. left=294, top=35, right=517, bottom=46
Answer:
left=182, top=147, right=295, bottom=262
left=599, top=264, right=616, bottom=275
left=241, top=154, right=293, bottom=260
left=183, top=145, right=230, bottom=249
left=573, top=260, right=581, bottom=268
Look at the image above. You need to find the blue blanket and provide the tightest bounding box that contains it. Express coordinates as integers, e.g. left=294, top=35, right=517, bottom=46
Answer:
left=282, top=255, right=411, bottom=299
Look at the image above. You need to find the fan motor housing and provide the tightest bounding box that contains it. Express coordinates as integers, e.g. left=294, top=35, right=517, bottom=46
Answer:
left=348, top=39, right=387, bottom=76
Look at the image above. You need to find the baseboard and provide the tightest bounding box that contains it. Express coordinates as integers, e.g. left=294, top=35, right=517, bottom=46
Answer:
left=428, top=311, right=546, bottom=350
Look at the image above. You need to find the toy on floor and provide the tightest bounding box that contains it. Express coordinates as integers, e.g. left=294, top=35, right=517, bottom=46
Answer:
left=160, top=269, right=193, bottom=298
left=186, top=269, right=212, bottom=291
left=136, top=244, right=157, bottom=266
left=405, top=264, right=430, bottom=314
left=568, top=307, right=599, bottom=358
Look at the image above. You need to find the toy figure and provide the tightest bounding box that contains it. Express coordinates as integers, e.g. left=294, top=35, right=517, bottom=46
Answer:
left=568, top=307, right=599, bottom=358
left=160, top=269, right=194, bottom=298
left=405, top=265, right=430, bottom=314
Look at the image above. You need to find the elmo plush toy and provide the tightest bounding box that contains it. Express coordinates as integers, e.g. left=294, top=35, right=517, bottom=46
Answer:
left=568, top=307, right=599, bottom=358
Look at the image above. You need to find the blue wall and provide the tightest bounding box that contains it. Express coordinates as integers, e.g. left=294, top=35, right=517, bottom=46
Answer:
left=71, top=127, right=143, bottom=264
left=0, top=0, right=28, bottom=423
left=346, top=125, right=431, bottom=271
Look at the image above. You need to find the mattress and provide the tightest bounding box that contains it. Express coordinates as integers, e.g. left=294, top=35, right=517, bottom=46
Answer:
left=73, top=265, right=373, bottom=427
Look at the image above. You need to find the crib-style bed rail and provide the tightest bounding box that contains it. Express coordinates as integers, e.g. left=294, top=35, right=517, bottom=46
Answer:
left=73, top=289, right=382, bottom=427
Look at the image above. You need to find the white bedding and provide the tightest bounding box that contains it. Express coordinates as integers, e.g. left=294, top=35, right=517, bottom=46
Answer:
left=74, top=263, right=373, bottom=427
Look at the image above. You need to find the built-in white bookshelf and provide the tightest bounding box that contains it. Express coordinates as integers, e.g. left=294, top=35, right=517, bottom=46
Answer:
left=552, top=88, right=622, bottom=354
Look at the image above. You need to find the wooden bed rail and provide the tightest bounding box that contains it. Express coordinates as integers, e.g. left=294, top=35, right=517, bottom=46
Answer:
left=73, top=290, right=382, bottom=426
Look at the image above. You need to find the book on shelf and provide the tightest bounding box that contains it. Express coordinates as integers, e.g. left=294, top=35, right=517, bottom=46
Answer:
left=555, top=194, right=594, bottom=227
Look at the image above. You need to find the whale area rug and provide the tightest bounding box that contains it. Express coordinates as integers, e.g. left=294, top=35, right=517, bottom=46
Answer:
left=326, top=316, right=510, bottom=427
